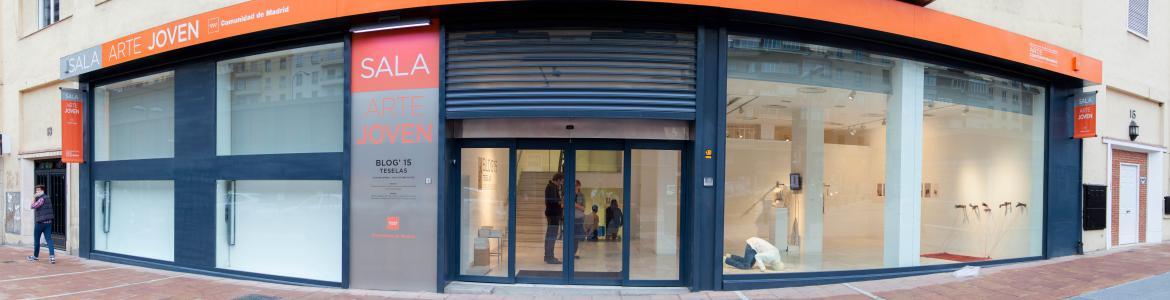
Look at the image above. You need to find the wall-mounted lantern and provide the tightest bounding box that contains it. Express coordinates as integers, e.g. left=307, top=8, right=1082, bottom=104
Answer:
left=1129, top=109, right=1140, bottom=141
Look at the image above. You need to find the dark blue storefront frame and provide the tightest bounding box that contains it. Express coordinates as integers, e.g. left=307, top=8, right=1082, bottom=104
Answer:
left=78, top=36, right=351, bottom=288
left=69, top=2, right=1086, bottom=292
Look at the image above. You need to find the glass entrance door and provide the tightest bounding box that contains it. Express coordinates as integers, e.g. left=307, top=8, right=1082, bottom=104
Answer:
left=570, top=149, right=625, bottom=284
left=514, top=146, right=566, bottom=282
left=454, top=140, right=685, bottom=286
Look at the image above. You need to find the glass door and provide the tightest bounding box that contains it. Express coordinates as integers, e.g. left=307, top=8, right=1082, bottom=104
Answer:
left=453, top=139, right=686, bottom=286
left=514, top=143, right=567, bottom=283
left=570, top=149, right=625, bottom=284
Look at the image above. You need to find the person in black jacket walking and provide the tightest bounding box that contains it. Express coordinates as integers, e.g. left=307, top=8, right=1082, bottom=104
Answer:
left=543, top=173, right=565, bottom=264
left=28, top=185, right=55, bottom=264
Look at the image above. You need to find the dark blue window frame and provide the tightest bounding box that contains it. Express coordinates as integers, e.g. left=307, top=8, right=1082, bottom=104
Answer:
left=79, top=35, right=350, bottom=288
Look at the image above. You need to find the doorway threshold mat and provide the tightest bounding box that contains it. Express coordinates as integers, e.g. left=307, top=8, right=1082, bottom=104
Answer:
left=515, top=270, right=621, bottom=280
left=446, top=281, right=688, bottom=296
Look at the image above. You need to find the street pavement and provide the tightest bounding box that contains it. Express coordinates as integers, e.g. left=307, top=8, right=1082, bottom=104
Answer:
left=1073, top=271, right=1170, bottom=300
left=2, top=243, right=1170, bottom=299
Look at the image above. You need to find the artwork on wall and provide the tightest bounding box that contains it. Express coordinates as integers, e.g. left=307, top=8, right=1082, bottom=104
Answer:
left=478, top=156, right=499, bottom=190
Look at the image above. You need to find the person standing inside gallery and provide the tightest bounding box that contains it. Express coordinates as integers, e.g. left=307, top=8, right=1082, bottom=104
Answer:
left=27, top=185, right=55, bottom=264
left=543, top=173, right=565, bottom=264
left=605, top=199, right=623, bottom=240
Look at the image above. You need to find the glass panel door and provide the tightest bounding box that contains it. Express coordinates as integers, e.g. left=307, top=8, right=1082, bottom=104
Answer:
left=93, top=180, right=175, bottom=262
left=571, top=150, right=625, bottom=282
left=457, top=140, right=687, bottom=285
left=458, top=148, right=511, bottom=277
left=514, top=148, right=566, bottom=281
left=629, top=149, right=682, bottom=280
left=215, top=180, right=342, bottom=282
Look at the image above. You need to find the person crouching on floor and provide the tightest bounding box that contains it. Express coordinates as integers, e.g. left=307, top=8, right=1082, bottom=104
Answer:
left=724, top=237, right=782, bottom=272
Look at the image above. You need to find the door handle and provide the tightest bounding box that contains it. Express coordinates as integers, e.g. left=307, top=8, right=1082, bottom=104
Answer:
left=225, top=180, right=237, bottom=246
left=101, top=181, right=111, bottom=234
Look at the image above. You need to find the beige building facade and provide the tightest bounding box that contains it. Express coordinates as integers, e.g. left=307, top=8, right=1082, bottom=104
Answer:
left=0, top=0, right=245, bottom=252
left=929, top=0, right=1170, bottom=252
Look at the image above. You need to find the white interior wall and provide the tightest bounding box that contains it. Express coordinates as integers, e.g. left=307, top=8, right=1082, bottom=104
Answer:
left=724, top=108, right=1041, bottom=263
left=920, top=108, right=1039, bottom=259
left=724, top=130, right=886, bottom=253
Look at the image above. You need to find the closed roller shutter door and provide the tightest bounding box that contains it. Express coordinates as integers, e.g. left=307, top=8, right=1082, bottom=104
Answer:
left=445, top=26, right=697, bottom=120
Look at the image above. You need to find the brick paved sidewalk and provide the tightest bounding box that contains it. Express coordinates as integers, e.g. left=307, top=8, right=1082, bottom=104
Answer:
left=2, top=243, right=1169, bottom=299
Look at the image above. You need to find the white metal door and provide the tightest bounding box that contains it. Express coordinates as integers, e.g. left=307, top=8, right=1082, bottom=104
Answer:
left=1119, top=164, right=1140, bottom=245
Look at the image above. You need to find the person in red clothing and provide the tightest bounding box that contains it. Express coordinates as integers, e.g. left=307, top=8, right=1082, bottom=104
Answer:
left=28, top=185, right=55, bottom=264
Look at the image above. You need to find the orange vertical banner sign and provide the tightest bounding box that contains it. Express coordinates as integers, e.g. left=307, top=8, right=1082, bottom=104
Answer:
left=61, top=88, right=85, bottom=163
left=1072, top=91, right=1097, bottom=139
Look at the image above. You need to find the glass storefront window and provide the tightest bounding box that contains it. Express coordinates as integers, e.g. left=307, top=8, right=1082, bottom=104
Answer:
left=215, top=43, right=344, bottom=156
left=725, top=35, right=894, bottom=273
left=724, top=34, right=1046, bottom=274
left=919, top=66, right=1045, bottom=264
left=459, top=148, right=511, bottom=277
left=215, top=180, right=342, bottom=282
left=94, top=72, right=175, bottom=161
left=92, top=181, right=174, bottom=261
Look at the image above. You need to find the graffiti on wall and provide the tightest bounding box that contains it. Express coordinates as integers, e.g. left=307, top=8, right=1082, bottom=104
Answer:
left=4, top=192, right=20, bottom=234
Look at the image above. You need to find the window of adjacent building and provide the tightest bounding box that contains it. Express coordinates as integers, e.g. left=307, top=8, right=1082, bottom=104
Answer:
left=1129, top=0, right=1150, bottom=38
left=94, top=72, right=176, bottom=161
left=723, top=34, right=1045, bottom=274
left=215, top=43, right=344, bottom=156
left=20, top=0, right=71, bottom=36
left=38, top=0, right=60, bottom=28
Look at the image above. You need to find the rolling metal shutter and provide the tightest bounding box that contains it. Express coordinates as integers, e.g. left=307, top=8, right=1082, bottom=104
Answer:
left=445, top=27, right=697, bottom=120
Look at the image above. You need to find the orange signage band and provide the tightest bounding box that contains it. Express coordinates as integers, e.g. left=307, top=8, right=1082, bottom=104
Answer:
left=64, top=0, right=1101, bottom=83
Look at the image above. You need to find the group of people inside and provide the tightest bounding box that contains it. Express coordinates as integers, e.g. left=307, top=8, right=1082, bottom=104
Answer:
left=543, top=173, right=623, bottom=264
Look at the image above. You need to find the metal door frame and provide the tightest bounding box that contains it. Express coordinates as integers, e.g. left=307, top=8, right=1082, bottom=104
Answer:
left=450, top=139, right=688, bottom=287
left=34, top=159, right=67, bottom=249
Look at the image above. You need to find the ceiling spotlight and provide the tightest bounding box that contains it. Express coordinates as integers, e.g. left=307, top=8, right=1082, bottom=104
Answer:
left=848, top=90, right=856, bottom=101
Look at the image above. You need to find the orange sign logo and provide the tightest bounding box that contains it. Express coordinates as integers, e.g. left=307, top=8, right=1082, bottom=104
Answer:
left=1073, top=92, right=1097, bottom=139
left=386, top=216, right=400, bottom=231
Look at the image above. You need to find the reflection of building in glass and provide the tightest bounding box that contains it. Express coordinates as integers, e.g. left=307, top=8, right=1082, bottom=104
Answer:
left=225, top=47, right=344, bottom=106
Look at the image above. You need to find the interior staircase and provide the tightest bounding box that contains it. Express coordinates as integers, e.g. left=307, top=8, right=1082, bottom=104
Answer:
left=516, top=171, right=557, bottom=245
